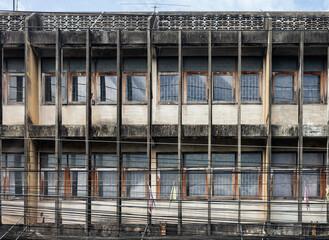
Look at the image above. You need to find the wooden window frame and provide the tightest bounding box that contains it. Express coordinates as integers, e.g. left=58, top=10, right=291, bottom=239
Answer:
left=122, top=72, right=148, bottom=105
left=95, top=72, right=117, bottom=105
left=3, top=73, right=25, bottom=105
left=183, top=169, right=208, bottom=200
left=68, top=72, right=87, bottom=104
left=211, top=168, right=236, bottom=200
left=41, top=72, right=69, bottom=105
left=158, top=72, right=179, bottom=105
left=184, top=71, right=209, bottom=104
left=212, top=71, right=236, bottom=104
left=303, top=72, right=326, bottom=104
left=240, top=71, right=263, bottom=104
left=272, top=72, right=298, bottom=104
left=1, top=153, right=25, bottom=200
left=239, top=168, right=263, bottom=200
left=122, top=169, right=148, bottom=199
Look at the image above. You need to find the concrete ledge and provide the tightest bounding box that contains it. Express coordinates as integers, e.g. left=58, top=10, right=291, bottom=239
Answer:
left=272, top=125, right=298, bottom=137
left=1, top=125, right=24, bottom=137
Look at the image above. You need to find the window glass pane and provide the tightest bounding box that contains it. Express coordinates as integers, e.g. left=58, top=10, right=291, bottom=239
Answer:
left=213, top=74, right=233, bottom=102
left=160, top=170, right=179, bottom=197
left=213, top=170, right=233, bottom=197
left=186, top=170, right=206, bottom=197
left=241, top=153, right=261, bottom=167
left=212, top=153, right=235, bottom=167
left=44, top=76, right=67, bottom=103
left=99, top=76, right=117, bottom=103
left=7, top=154, right=24, bottom=168
left=158, top=154, right=178, bottom=168
left=71, top=171, right=86, bottom=197
left=98, top=171, right=117, bottom=198
left=44, top=171, right=56, bottom=196
left=186, top=75, right=207, bottom=102
left=123, top=154, right=147, bottom=168
left=273, top=171, right=294, bottom=197
left=125, top=75, right=146, bottom=102
left=41, top=153, right=55, bottom=168
left=303, top=171, right=320, bottom=197
left=94, top=154, right=116, bottom=168
left=274, top=75, right=294, bottom=102
left=45, top=76, right=55, bottom=102
left=68, top=154, right=85, bottom=168
left=9, top=76, right=25, bottom=103
left=303, top=75, right=321, bottom=102
left=160, top=75, right=178, bottom=102
left=9, top=171, right=24, bottom=196
left=184, top=153, right=208, bottom=167
left=125, top=171, right=145, bottom=198
left=241, top=74, right=259, bottom=102
left=303, top=153, right=324, bottom=167
left=241, top=171, right=259, bottom=197
left=272, top=153, right=296, bottom=167
left=72, top=76, right=86, bottom=102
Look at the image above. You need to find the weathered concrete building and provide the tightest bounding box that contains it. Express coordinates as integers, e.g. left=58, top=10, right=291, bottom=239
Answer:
left=0, top=10, right=329, bottom=238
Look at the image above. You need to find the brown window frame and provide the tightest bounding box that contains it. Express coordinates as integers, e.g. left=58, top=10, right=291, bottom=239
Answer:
left=212, top=71, right=236, bottom=104
left=272, top=72, right=298, bottom=104
left=184, top=71, right=209, bottom=104
left=240, top=71, right=263, bottom=104
left=42, top=72, right=68, bottom=105
left=303, top=71, right=326, bottom=104
left=122, top=72, right=148, bottom=104
left=157, top=72, right=179, bottom=105
left=95, top=72, right=117, bottom=105
left=3, top=73, right=25, bottom=105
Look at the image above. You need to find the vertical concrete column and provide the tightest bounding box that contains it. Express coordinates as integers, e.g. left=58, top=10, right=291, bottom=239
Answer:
left=237, top=31, right=242, bottom=225
left=85, top=28, right=92, bottom=235
left=116, top=30, right=123, bottom=233
left=297, top=28, right=304, bottom=224
left=327, top=46, right=329, bottom=223
left=24, top=13, right=39, bottom=226
left=0, top=31, right=3, bottom=226
left=265, top=18, right=273, bottom=223
left=55, top=28, right=63, bottom=234
left=326, top=47, right=329, bottom=223
left=146, top=21, right=153, bottom=227
left=177, top=30, right=183, bottom=235
left=207, top=30, right=212, bottom=236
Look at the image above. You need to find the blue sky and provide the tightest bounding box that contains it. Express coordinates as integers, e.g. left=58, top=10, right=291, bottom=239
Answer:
left=0, top=0, right=328, bottom=12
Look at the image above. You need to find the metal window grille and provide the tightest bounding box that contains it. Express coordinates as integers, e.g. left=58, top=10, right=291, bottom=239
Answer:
left=186, top=75, right=207, bottom=102
left=303, top=75, right=320, bottom=102
left=274, top=75, right=294, bottom=102
left=9, top=76, right=25, bottom=103
left=160, top=75, right=179, bottom=102
left=213, top=74, right=233, bottom=102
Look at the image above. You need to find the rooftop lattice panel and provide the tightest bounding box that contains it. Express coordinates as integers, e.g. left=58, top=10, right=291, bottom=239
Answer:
left=40, top=14, right=149, bottom=31
left=272, top=16, right=329, bottom=30
left=0, top=14, right=26, bottom=31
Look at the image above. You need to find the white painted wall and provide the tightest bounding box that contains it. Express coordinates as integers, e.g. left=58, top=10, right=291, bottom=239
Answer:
left=122, top=105, right=147, bottom=125
left=39, top=105, right=55, bottom=125
left=303, top=105, right=327, bottom=125
left=272, top=105, right=298, bottom=125
left=153, top=105, right=178, bottom=124
left=62, top=106, right=86, bottom=125
left=183, top=105, right=208, bottom=125
left=92, top=105, right=117, bottom=125
left=3, top=105, right=24, bottom=125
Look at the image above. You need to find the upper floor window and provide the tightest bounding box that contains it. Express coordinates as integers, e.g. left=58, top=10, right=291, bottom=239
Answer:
left=241, top=74, right=261, bottom=102
left=273, top=73, right=296, bottom=103
left=123, top=58, right=147, bottom=104
left=158, top=57, right=179, bottom=103
left=303, top=74, right=321, bottom=103
left=96, top=58, right=117, bottom=104
left=4, top=58, right=25, bottom=104
left=185, top=73, right=208, bottom=103
left=71, top=75, right=86, bottom=103
left=213, top=74, right=234, bottom=102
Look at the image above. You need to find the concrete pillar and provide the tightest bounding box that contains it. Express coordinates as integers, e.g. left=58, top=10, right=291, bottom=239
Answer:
left=237, top=31, right=242, bottom=225
left=55, top=28, right=63, bottom=234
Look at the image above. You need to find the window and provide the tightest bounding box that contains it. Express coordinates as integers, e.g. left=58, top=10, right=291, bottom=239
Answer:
left=70, top=75, right=86, bottom=103
left=185, top=73, right=208, bottom=103
left=157, top=154, right=179, bottom=198
left=303, top=74, right=321, bottom=103
left=272, top=153, right=296, bottom=198
left=41, top=153, right=117, bottom=199
left=213, top=74, right=234, bottom=102
left=123, top=74, right=147, bottom=103
left=212, top=153, right=235, bottom=198
left=273, top=74, right=296, bottom=103
left=159, top=74, right=179, bottom=103
left=241, top=153, right=262, bottom=197
left=241, top=74, right=260, bottom=102
left=43, top=75, right=67, bottom=104
left=184, top=153, right=207, bottom=198
left=1, top=153, right=25, bottom=199
left=303, top=153, right=325, bottom=198
left=8, top=76, right=25, bottom=103
left=122, top=153, right=147, bottom=198
left=94, top=154, right=117, bottom=198
left=98, top=75, right=117, bottom=103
